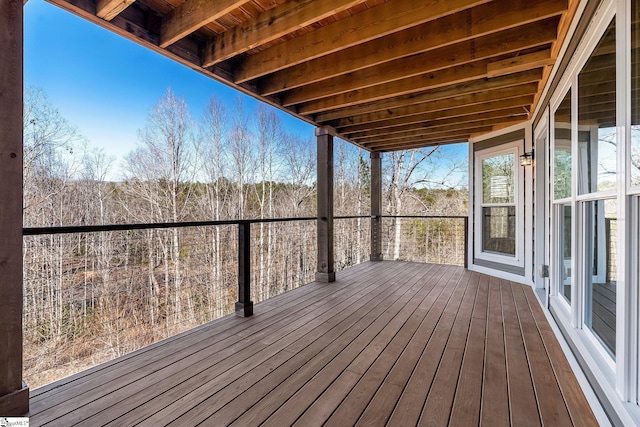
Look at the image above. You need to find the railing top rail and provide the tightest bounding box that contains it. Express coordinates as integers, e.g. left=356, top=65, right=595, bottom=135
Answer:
left=23, top=214, right=468, bottom=236
left=380, top=215, right=468, bottom=219
left=23, top=216, right=317, bottom=236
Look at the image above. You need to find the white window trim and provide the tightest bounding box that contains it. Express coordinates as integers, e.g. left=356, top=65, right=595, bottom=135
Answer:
left=534, top=111, right=550, bottom=294
left=473, top=142, right=525, bottom=268
left=550, top=83, right=573, bottom=312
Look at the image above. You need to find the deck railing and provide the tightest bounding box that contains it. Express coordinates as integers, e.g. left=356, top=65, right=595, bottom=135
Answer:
left=22, top=215, right=466, bottom=389
left=380, top=215, right=468, bottom=267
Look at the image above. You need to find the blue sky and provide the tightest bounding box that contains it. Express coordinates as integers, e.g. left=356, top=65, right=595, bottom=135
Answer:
left=24, top=0, right=314, bottom=159
left=24, top=0, right=467, bottom=185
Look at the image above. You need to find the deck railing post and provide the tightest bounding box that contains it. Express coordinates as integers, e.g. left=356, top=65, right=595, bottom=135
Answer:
left=370, top=152, right=383, bottom=261
left=464, top=216, right=469, bottom=269
left=236, top=222, right=253, bottom=317
left=316, top=126, right=335, bottom=282
left=0, top=0, right=29, bottom=415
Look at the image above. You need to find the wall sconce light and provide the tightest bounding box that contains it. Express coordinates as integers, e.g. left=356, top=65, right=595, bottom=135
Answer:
left=520, top=151, right=534, bottom=167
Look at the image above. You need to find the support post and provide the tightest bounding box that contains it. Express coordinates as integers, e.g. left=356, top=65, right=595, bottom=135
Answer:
left=236, top=222, right=253, bottom=317
left=0, top=0, right=29, bottom=415
left=316, top=127, right=335, bottom=282
left=463, top=216, right=469, bottom=269
left=370, top=152, right=383, bottom=261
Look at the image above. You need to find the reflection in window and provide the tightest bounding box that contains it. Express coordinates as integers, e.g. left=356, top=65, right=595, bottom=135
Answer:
left=482, top=154, right=514, bottom=204
left=480, top=152, right=516, bottom=257
left=482, top=207, right=516, bottom=256
left=578, top=18, right=616, bottom=194
left=633, top=1, right=640, bottom=185
left=560, top=204, right=572, bottom=303
left=554, top=90, right=572, bottom=199
left=583, top=199, right=617, bottom=356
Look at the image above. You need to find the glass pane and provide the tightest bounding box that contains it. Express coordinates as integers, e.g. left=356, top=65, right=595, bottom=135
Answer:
left=632, top=1, right=640, bottom=185
left=482, top=154, right=515, bottom=204
left=482, top=207, right=516, bottom=256
left=583, top=199, right=617, bottom=356
left=554, top=90, right=572, bottom=199
left=578, top=19, right=617, bottom=194
left=559, top=204, right=572, bottom=302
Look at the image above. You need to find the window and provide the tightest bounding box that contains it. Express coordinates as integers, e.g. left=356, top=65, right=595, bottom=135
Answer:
left=553, top=89, right=573, bottom=305
left=632, top=0, right=640, bottom=187
left=475, top=143, right=523, bottom=266
left=554, top=89, right=572, bottom=200
left=575, top=17, right=617, bottom=359
left=558, top=204, right=573, bottom=303
left=578, top=19, right=617, bottom=194
left=481, top=153, right=516, bottom=256
left=583, top=198, right=617, bottom=356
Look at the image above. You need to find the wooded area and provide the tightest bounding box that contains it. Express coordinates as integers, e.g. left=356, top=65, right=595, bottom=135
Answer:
left=22, top=88, right=467, bottom=389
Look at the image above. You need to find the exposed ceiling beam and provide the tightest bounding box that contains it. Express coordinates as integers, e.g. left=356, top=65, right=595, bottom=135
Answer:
left=96, top=0, right=136, bottom=20
left=298, top=59, right=547, bottom=116
left=339, top=96, right=534, bottom=135
left=202, top=0, right=367, bottom=68
left=367, top=135, right=472, bottom=151
left=362, top=127, right=494, bottom=150
left=486, top=49, right=555, bottom=78
left=234, top=0, right=493, bottom=83
left=313, top=69, right=543, bottom=122
left=259, top=0, right=568, bottom=96
left=160, top=0, right=248, bottom=48
left=354, top=110, right=527, bottom=142
left=328, top=83, right=539, bottom=128
left=489, top=120, right=529, bottom=132
left=361, top=124, right=495, bottom=143
left=282, top=20, right=557, bottom=107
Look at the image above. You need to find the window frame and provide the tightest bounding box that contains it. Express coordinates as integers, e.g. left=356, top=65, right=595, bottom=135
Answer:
left=474, top=142, right=525, bottom=268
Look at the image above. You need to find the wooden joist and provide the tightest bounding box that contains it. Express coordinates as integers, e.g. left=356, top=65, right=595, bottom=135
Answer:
left=328, top=83, right=539, bottom=128
left=281, top=20, right=558, bottom=107
left=349, top=107, right=530, bottom=141
left=487, top=49, right=555, bottom=78
left=46, top=0, right=575, bottom=150
left=160, top=0, right=248, bottom=48
left=96, top=0, right=136, bottom=20
left=202, top=0, right=367, bottom=67
left=338, top=95, right=534, bottom=134
left=314, top=68, right=542, bottom=122
left=259, top=0, right=568, bottom=96
left=234, top=0, right=493, bottom=84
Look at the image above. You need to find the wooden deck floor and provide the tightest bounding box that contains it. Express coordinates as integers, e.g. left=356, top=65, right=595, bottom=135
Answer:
left=28, top=262, right=599, bottom=426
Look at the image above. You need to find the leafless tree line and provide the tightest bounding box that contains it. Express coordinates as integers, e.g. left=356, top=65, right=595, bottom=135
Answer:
left=22, top=87, right=467, bottom=388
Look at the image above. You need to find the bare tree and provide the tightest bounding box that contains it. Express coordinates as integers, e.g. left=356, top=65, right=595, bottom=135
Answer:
left=122, top=88, right=197, bottom=325
left=23, top=86, right=84, bottom=225
left=385, top=149, right=438, bottom=260
left=199, top=96, right=231, bottom=316
left=280, top=133, right=316, bottom=216
left=228, top=99, right=254, bottom=219
left=252, top=106, right=283, bottom=298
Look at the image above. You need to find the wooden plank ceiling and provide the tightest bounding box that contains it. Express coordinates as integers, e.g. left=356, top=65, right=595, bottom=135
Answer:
left=46, top=0, right=578, bottom=151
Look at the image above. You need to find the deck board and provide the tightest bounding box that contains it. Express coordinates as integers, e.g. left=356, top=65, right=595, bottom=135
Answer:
left=285, top=265, right=451, bottom=427
left=481, top=275, right=510, bottom=426
left=501, top=279, right=541, bottom=426
left=511, top=280, right=574, bottom=426
left=28, top=261, right=599, bottom=427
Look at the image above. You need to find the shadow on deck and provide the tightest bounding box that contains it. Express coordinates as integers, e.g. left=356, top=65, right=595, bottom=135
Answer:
left=28, top=261, right=598, bottom=426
